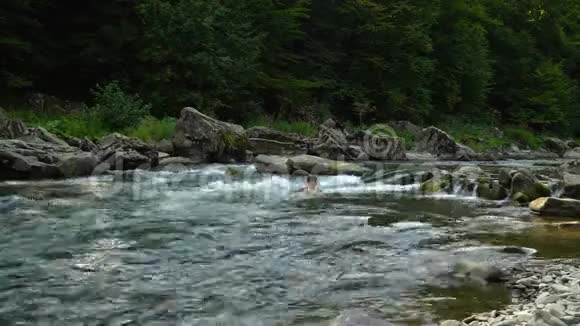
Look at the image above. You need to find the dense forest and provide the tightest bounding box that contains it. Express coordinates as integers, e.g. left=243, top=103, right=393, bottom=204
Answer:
left=2, top=0, right=580, bottom=137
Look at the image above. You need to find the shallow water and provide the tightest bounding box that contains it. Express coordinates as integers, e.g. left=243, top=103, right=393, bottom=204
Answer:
left=0, top=162, right=577, bottom=325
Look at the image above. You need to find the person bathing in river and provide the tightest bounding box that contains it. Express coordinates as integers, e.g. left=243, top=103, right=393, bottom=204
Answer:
left=302, top=175, right=320, bottom=193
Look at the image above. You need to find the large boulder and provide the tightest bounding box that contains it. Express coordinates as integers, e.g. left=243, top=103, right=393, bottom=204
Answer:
left=0, top=140, right=94, bottom=180
left=93, top=133, right=158, bottom=171
left=0, top=111, right=28, bottom=139
left=348, top=131, right=407, bottom=161
left=544, top=137, right=569, bottom=157
left=254, top=155, right=290, bottom=175
left=530, top=197, right=580, bottom=218
left=562, top=173, right=580, bottom=200
left=172, top=107, right=248, bottom=162
left=510, top=170, right=551, bottom=203
left=288, top=154, right=370, bottom=176
left=416, top=127, right=475, bottom=161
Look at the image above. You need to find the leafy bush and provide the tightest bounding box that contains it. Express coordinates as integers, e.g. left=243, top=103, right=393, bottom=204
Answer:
left=126, top=117, right=176, bottom=141
left=90, top=81, right=151, bottom=131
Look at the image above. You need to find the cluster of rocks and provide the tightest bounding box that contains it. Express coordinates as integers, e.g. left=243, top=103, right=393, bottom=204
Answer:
left=413, top=165, right=554, bottom=203
left=528, top=160, right=580, bottom=218
left=441, top=260, right=580, bottom=326
left=0, top=109, right=160, bottom=180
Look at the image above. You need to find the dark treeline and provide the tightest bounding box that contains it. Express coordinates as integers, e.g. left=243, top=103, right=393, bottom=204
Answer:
left=2, top=0, right=580, bottom=135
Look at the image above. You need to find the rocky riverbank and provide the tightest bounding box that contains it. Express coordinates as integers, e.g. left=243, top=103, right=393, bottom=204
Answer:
left=442, top=259, right=580, bottom=326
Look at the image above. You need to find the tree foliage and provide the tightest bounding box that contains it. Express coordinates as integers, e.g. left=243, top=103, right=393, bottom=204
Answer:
left=2, top=0, right=580, bottom=135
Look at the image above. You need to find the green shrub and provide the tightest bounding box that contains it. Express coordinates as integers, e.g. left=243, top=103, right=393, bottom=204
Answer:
left=125, top=117, right=176, bottom=141
left=504, top=127, right=543, bottom=150
left=90, top=81, right=151, bottom=131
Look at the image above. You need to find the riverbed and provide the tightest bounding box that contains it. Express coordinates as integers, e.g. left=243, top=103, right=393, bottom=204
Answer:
left=0, top=161, right=578, bottom=325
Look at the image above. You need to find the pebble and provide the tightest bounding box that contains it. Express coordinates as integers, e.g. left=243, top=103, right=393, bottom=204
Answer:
left=451, top=261, right=580, bottom=326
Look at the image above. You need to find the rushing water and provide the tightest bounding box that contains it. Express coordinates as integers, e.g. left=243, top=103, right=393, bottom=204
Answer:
left=0, top=162, right=578, bottom=325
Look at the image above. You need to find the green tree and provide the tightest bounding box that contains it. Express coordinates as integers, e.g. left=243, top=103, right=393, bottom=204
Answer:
left=137, top=0, right=262, bottom=118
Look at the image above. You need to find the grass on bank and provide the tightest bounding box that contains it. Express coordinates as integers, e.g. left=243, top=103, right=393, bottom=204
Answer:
left=7, top=110, right=176, bottom=142
left=438, top=120, right=545, bottom=151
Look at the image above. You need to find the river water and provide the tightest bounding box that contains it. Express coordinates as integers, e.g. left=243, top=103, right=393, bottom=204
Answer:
left=0, top=162, right=579, bottom=325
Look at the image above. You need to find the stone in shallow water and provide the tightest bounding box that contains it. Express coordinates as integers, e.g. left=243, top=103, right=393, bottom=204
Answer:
left=440, top=320, right=462, bottom=326
left=330, top=309, right=389, bottom=326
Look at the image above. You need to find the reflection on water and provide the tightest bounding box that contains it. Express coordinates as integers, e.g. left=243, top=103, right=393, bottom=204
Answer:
left=0, top=162, right=578, bottom=325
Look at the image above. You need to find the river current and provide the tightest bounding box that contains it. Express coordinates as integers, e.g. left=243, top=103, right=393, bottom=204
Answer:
left=0, top=162, right=578, bottom=325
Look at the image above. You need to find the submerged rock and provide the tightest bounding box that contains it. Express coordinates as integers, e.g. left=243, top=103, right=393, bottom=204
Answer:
left=530, top=197, right=580, bottom=217
left=420, top=174, right=452, bottom=193
left=330, top=309, right=389, bottom=326
left=453, top=260, right=507, bottom=283
left=416, top=127, right=475, bottom=161
left=172, top=107, right=248, bottom=162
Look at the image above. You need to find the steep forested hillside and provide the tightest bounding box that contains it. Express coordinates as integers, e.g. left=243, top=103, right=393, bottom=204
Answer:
left=2, top=0, right=579, bottom=135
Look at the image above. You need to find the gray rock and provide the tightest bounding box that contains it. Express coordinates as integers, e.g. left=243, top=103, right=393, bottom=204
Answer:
left=544, top=137, right=570, bottom=158
left=330, top=309, right=389, bottom=326
left=562, top=173, right=580, bottom=200
left=311, top=119, right=362, bottom=160
left=254, top=155, right=290, bottom=175
left=477, top=181, right=508, bottom=200
left=24, top=127, right=70, bottom=147
left=440, top=320, right=463, bottom=326
left=93, top=133, right=159, bottom=171
left=564, top=148, right=580, bottom=159
left=499, top=168, right=516, bottom=189
left=0, top=139, right=81, bottom=180
left=288, top=154, right=370, bottom=176
left=62, top=135, right=96, bottom=152
left=172, top=107, right=248, bottom=162
left=246, top=126, right=307, bottom=143
left=56, top=152, right=98, bottom=177
left=511, top=170, right=551, bottom=203
left=452, top=260, right=507, bottom=283
left=349, top=130, right=407, bottom=161
left=150, top=139, right=174, bottom=155
left=530, top=197, right=580, bottom=217
left=416, top=127, right=475, bottom=161
left=248, top=138, right=307, bottom=156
